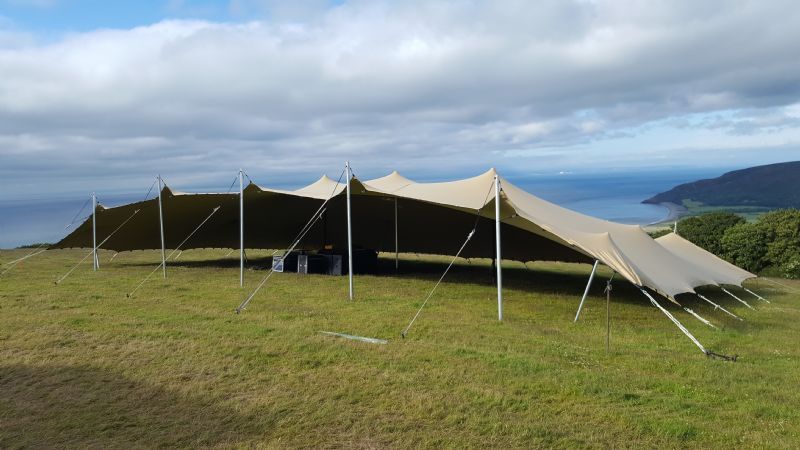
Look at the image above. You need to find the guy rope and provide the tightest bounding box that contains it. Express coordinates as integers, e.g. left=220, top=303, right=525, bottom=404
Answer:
left=400, top=180, right=495, bottom=338
left=235, top=168, right=346, bottom=313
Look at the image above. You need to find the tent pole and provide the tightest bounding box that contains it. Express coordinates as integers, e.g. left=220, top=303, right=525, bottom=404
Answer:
left=92, top=192, right=98, bottom=271
left=697, top=294, right=742, bottom=321
left=394, top=197, right=399, bottom=271
left=239, top=168, right=244, bottom=288
left=606, top=279, right=611, bottom=352
left=721, top=286, right=754, bottom=310
left=346, top=161, right=354, bottom=300
left=683, top=307, right=716, bottom=328
left=574, top=260, right=599, bottom=322
left=157, top=175, right=166, bottom=278
left=495, top=175, right=503, bottom=322
left=743, top=287, right=769, bottom=303
left=639, top=287, right=708, bottom=355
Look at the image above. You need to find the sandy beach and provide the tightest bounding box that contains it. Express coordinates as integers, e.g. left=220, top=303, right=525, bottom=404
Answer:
left=648, top=202, right=688, bottom=225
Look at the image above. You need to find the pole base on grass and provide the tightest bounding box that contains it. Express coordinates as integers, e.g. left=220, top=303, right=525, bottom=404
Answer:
left=706, top=350, right=737, bottom=362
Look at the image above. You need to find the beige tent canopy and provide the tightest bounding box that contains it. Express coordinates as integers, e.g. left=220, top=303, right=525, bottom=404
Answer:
left=654, top=232, right=764, bottom=312
left=53, top=168, right=756, bottom=301
left=52, top=167, right=765, bottom=357
left=655, top=233, right=755, bottom=287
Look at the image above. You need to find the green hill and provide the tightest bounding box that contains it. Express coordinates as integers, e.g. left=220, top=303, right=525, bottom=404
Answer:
left=644, top=161, right=800, bottom=208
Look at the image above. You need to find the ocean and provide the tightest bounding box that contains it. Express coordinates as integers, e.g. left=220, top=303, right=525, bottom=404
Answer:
left=508, top=170, right=715, bottom=224
left=0, top=169, right=718, bottom=249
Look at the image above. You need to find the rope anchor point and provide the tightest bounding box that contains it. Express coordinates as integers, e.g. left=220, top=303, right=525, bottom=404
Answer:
left=706, top=350, right=737, bottom=362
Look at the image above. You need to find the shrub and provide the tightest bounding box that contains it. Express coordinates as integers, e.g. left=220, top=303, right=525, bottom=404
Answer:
left=648, top=228, right=672, bottom=239
left=782, top=257, right=800, bottom=279
left=758, top=209, right=800, bottom=270
left=720, top=223, right=768, bottom=272
left=677, top=212, right=744, bottom=255
left=673, top=209, right=799, bottom=278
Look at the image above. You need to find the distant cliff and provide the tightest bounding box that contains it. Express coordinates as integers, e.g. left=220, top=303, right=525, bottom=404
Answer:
left=643, top=161, right=800, bottom=208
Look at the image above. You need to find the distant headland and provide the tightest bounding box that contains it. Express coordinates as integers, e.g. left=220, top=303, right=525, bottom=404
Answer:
left=644, top=160, right=800, bottom=224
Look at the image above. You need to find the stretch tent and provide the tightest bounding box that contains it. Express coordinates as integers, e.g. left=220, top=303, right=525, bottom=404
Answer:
left=53, top=168, right=757, bottom=302
left=51, top=167, right=771, bottom=357
left=655, top=233, right=755, bottom=288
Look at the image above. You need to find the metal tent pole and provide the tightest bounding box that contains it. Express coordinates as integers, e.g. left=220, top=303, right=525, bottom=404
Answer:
left=495, top=175, right=503, bottom=321
left=574, top=260, right=599, bottom=322
left=157, top=175, right=166, bottom=278
left=346, top=162, right=354, bottom=301
left=606, top=280, right=611, bottom=352
left=721, top=286, right=755, bottom=310
left=697, top=294, right=742, bottom=320
left=239, top=168, right=244, bottom=288
left=639, top=287, right=709, bottom=356
left=394, top=197, right=399, bottom=271
left=92, top=192, right=98, bottom=271
left=743, top=287, right=769, bottom=303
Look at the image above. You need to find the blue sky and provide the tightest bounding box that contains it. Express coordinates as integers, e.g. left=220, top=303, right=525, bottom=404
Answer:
left=2, top=0, right=168, bottom=31
left=0, top=0, right=798, bottom=199
left=1, top=0, right=343, bottom=31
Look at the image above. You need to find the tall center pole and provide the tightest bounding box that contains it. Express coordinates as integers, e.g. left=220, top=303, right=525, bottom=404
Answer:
left=239, top=168, right=244, bottom=288
left=92, top=192, right=98, bottom=271
left=157, top=175, right=166, bottom=278
left=495, top=175, right=503, bottom=321
left=346, top=162, right=354, bottom=300
left=394, top=197, right=399, bottom=271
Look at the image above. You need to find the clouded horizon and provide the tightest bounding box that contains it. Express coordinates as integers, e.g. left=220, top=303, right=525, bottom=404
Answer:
left=1, top=0, right=799, bottom=199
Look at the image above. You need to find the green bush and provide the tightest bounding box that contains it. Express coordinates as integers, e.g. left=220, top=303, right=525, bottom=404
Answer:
left=758, top=209, right=800, bottom=271
left=677, top=212, right=744, bottom=255
left=782, top=257, right=800, bottom=279
left=676, top=209, right=800, bottom=279
left=648, top=228, right=672, bottom=239
left=720, top=222, right=768, bottom=272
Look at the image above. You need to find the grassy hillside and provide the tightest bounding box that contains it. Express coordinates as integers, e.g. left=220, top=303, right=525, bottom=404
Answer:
left=1, top=249, right=799, bottom=448
left=644, top=161, right=800, bottom=209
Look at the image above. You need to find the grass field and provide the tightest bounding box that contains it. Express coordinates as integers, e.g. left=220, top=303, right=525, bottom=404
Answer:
left=679, top=200, right=774, bottom=222
left=1, top=248, right=799, bottom=448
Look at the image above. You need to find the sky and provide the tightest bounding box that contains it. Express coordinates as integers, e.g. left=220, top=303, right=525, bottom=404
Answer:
left=1, top=0, right=799, bottom=199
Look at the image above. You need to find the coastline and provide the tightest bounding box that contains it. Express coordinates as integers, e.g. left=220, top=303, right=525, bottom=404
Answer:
left=648, top=202, right=688, bottom=226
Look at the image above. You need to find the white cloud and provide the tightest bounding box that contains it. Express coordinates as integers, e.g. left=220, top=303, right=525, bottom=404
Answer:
left=1, top=0, right=799, bottom=199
